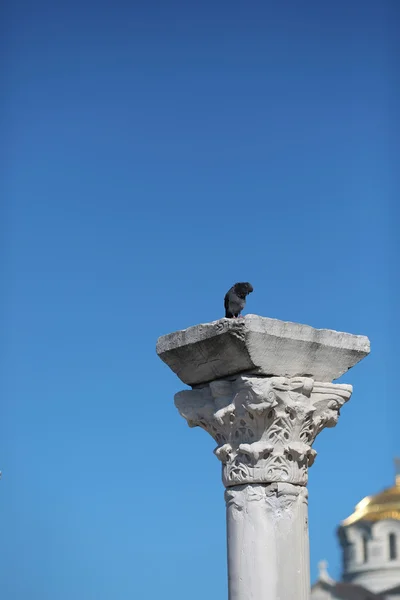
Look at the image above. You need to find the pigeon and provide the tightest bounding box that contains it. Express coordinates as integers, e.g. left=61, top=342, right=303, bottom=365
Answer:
left=224, top=282, right=253, bottom=318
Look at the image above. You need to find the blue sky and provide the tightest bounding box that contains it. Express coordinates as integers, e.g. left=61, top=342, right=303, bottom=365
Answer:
left=2, top=0, right=399, bottom=598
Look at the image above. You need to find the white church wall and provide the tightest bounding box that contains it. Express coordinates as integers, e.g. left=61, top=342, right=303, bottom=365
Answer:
left=339, top=520, right=400, bottom=593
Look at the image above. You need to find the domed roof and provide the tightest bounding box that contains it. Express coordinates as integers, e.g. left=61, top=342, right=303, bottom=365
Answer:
left=341, top=467, right=400, bottom=527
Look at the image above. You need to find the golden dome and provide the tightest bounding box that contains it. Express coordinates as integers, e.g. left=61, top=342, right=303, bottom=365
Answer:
left=342, top=469, right=400, bottom=527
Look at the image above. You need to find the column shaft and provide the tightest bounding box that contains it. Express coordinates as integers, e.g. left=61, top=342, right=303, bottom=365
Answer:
left=226, top=483, right=310, bottom=600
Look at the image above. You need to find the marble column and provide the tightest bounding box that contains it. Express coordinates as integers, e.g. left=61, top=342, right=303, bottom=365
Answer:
left=157, top=315, right=370, bottom=600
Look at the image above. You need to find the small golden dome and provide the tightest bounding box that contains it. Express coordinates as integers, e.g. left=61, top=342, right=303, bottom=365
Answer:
left=342, top=463, right=400, bottom=527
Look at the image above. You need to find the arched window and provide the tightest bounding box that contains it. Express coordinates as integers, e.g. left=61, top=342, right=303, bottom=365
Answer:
left=363, top=536, right=368, bottom=563
left=389, top=533, right=397, bottom=560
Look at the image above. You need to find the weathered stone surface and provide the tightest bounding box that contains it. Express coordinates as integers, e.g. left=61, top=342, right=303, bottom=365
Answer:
left=156, top=314, right=370, bottom=385
left=226, top=483, right=310, bottom=600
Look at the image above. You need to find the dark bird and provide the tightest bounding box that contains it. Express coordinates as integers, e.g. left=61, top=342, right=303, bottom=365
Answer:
left=224, top=282, right=253, bottom=318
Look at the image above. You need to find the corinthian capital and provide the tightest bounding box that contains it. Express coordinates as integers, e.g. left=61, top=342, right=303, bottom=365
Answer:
left=175, top=375, right=352, bottom=487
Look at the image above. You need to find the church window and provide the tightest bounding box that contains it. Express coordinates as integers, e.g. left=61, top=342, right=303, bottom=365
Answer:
left=389, top=533, right=397, bottom=560
left=362, top=536, right=368, bottom=563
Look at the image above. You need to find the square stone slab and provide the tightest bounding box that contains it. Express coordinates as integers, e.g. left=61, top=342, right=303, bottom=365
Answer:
left=156, top=314, right=370, bottom=385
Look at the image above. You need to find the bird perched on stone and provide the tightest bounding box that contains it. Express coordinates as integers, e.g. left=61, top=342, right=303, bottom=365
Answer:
left=224, top=282, right=253, bottom=318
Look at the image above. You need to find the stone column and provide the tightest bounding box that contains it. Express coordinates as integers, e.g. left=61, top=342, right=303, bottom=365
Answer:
left=157, top=315, right=370, bottom=600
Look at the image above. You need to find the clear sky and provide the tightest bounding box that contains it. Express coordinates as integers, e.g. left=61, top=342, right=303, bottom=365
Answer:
left=2, top=0, right=399, bottom=598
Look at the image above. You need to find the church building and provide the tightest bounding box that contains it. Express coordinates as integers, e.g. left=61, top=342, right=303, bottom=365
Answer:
left=311, top=464, right=400, bottom=599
